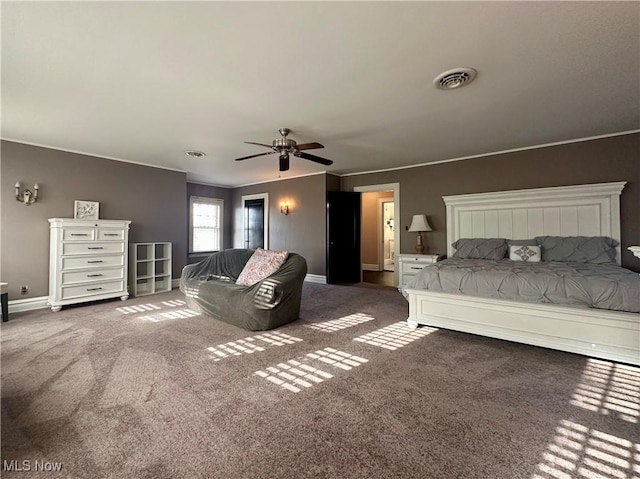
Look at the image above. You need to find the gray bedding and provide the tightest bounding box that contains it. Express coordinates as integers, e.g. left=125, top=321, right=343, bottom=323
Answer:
left=404, top=258, right=640, bottom=313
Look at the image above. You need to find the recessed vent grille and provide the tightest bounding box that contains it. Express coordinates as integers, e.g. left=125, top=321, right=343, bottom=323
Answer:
left=434, top=68, right=477, bottom=90
left=184, top=150, right=206, bottom=158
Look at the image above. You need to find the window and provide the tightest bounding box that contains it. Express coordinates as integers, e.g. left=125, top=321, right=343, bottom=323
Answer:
left=189, top=196, right=223, bottom=253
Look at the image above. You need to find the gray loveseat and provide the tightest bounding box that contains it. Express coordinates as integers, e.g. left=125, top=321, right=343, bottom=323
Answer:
left=180, top=249, right=307, bottom=331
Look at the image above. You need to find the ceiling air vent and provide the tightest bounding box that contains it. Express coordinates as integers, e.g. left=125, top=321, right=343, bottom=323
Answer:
left=433, top=68, right=477, bottom=90
left=185, top=150, right=206, bottom=158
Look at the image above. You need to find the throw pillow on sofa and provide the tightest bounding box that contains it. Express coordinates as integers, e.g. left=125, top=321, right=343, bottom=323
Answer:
left=236, top=248, right=289, bottom=286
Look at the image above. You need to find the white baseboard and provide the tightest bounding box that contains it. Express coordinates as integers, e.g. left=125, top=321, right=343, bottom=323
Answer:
left=304, top=274, right=327, bottom=284
left=9, top=296, right=49, bottom=313
left=362, top=264, right=380, bottom=271
left=8, top=276, right=322, bottom=314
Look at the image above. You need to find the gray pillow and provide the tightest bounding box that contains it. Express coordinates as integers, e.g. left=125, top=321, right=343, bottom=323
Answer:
left=535, top=236, right=619, bottom=264
left=452, top=238, right=508, bottom=260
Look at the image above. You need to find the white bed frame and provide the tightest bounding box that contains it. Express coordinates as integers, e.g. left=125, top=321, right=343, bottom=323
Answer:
left=405, top=182, right=640, bottom=365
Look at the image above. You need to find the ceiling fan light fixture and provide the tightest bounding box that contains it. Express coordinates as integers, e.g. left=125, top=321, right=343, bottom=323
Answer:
left=433, top=67, right=477, bottom=90
left=184, top=150, right=206, bottom=158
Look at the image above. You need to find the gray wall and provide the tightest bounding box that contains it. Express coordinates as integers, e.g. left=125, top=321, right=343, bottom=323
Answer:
left=1, top=140, right=188, bottom=299
left=326, top=173, right=341, bottom=192
left=186, top=182, right=233, bottom=260
left=341, top=133, right=640, bottom=271
left=232, top=173, right=328, bottom=275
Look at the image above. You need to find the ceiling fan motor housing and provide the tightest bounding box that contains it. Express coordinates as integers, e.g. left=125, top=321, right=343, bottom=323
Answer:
left=273, top=138, right=297, bottom=149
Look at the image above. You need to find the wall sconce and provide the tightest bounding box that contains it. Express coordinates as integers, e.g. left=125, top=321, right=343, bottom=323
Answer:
left=407, top=214, right=432, bottom=254
left=280, top=201, right=290, bottom=215
left=15, top=182, right=40, bottom=206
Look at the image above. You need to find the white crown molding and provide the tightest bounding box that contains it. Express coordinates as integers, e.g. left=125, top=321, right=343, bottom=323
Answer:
left=1, top=138, right=186, bottom=173
left=186, top=180, right=232, bottom=189
left=6, top=129, right=637, bottom=187
left=339, top=130, right=640, bottom=178
left=233, top=171, right=327, bottom=189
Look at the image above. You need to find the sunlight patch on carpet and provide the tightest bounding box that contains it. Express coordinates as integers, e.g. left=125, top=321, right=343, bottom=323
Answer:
left=353, top=321, right=437, bottom=350
left=207, top=332, right=303, bottom=361
left=531, top=419, right=639, bottom=479
left=570, top=359, right=640, bottom=424
left=254, top=347, right=368, bottom=393
left=138, top=308, right=200, bottom=322
left=305, top=313, right=375, bottom=332
left=116, top=299, right=186, bottom=315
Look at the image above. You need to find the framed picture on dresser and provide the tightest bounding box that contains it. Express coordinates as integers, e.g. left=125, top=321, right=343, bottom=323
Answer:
left=74, top=200, right=100, bottom=220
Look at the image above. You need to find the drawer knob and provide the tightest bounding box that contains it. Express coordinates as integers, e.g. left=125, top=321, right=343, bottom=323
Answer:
left=87, top=260, right=103, bottom=264
left=87, top=274, right=103, bottom=277
left=87, top=247, right=104, bottom=250
left=70, top=233, right=88, bottom=237
left=104, top=233, right=119, bottom=237
left=86, top=287, right=103, bottom=291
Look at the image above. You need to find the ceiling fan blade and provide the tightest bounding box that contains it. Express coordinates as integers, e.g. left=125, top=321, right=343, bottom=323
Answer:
left=295, top=142, right=324, bottom=151
left=234, top=151, right=277, bottom=161
left=244, top=141, right=273, bottom=148
left=293, top=151, right=333, bottom=166
left=279, top=154, right=290, bottom=172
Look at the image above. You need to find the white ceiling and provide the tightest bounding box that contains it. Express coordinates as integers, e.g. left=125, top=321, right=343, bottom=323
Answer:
left=3, top=1, right=639, bottom=187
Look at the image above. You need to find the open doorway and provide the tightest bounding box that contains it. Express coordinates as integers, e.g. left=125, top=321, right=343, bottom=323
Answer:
left=354, top=183, right=400, bottom=288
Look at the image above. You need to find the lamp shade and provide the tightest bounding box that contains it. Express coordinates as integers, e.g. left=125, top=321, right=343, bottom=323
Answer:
left=408, top=214, right=432, bottom=232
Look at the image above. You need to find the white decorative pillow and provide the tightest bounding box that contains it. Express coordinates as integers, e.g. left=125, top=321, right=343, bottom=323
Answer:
left=236, top=248, right=289, bottom=286
left=509, top=245, right=541, bottom=262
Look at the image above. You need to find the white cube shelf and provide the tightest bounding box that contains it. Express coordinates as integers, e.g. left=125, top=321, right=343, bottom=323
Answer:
left=130, top=242, right=172, bottom=297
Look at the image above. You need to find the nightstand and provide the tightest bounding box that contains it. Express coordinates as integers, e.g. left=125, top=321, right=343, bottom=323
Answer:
left=398, top=253, right=444, bottom=290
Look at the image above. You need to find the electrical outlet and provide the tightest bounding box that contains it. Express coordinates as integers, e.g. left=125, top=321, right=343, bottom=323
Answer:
left=20, top=285, right=29, bottom=294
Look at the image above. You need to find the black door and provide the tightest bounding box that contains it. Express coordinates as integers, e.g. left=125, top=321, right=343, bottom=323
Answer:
left=326, top=191, right=361, bottom=284
left=244, top=199, right=264, bottom=249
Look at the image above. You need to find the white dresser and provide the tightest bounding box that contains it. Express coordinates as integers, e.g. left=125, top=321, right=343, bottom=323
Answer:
left=48, top=218, right=131, bottom=311
left=397, top=253, right=444, bottom=291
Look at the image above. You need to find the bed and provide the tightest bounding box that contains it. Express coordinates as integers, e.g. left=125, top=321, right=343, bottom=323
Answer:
left=403, top=182, right=640, bottom=365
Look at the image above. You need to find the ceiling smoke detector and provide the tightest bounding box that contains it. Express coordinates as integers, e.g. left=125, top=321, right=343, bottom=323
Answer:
left=184, top=150, right=206, bottom=158
left=433, top=68, right=477, bottom=90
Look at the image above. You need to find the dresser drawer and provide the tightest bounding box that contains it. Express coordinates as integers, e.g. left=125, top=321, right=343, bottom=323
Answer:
left=97, top=229, right=125, bottom=241
left=61, top=280, right=124, bottom=300
left=63, top=242, right=124, bottom=256
left=62, top=268, right=123, bottom=285
left=62, top=255, right=124, bottom=270
left=63, top=228, right=96, bottom=241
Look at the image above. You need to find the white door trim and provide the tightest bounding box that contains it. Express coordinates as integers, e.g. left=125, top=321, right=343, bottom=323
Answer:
left=241, top=193, right=269, bottom=250
left=353, top=183, right=400, bottom=286
left=379, top=197, right=394, bottom=272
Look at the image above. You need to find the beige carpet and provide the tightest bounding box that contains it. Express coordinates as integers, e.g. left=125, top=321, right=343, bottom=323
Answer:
left=1, top=283, right=639, bottom=479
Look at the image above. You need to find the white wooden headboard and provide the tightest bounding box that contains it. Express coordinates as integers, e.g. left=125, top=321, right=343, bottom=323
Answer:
left=443, top=182, right=626, bottom=264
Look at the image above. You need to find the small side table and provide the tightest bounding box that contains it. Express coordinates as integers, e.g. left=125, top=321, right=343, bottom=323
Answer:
left=397, top=254, right=445, bottom=291
left=1, top=282, right=8, bottom=322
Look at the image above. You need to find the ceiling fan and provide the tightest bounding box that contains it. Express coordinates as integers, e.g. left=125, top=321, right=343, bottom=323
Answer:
left=234, top=128, right=334, bottom=172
